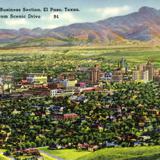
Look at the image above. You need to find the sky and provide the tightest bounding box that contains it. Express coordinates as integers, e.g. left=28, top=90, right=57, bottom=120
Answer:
left=0, top=0, right=160, bottom=29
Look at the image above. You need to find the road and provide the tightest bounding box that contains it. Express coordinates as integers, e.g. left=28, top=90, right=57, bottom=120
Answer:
left=40, top=150, right=64, bottom=160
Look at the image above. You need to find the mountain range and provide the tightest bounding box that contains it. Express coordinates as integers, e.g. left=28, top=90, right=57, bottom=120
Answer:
left=1, top=6, right=160, bottom=47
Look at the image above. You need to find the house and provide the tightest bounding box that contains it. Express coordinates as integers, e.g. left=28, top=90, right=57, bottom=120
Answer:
left=14, top=148, right=40, bottom=156
left=0, top=94, right=10, bottom=99
left=32, top=105, right=46, bottom=116
left=0, top=75, right=14, bottom=94
left=105, top=141, right=118, bottom=147
left=29, top=87, right=50, bottom=96
left=76, top=82, right=86, bottom=88
left=60, top=79, right=77, bottom=89
left=26, top=73, right=48, bottom=85
left=50, top=89, right=61, bottom=97
left=70, top=95, right=87, bottom=103
left=88, top=145, right=99, bottom=152
left=48, top=143, right=67, bottom=150
left=48, top=80, right=64, bottom=89
left=77, top=143, right=99, bottom=151
left=77, top=143, right=89, bottom=150
left=20, top=79, right=28, bottom=85
left=79, top=86, right=97, bottom=92
left=53, top=113, right=79, bottom=120
left=49, top=105, right=65, bottom=112
left=76, top=66, right=89, bottom=72
left=101, top=72, right=112, bottom=81
left=59, top=72, right=76, bottom=80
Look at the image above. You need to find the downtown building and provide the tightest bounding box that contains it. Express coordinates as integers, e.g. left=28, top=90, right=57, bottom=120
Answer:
left=89, top=64, right=103, bottom=84
left=132, top=60, right=154, bottom=82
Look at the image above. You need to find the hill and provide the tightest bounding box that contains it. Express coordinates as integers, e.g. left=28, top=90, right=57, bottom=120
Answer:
left=77, top=146, right=160, bottom=160
left=1, top=6, right=160, bottom=47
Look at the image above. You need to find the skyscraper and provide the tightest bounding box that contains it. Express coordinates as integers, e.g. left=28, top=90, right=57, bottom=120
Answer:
left=145, top=60, right=154, bottom=81
left=118, top=57, right=128, bottom=73
left=132, top=60, right=154, bottom=82
left=90, top=64, right=101, bottom=84
left=142, top=70, right=149, bottom=83
left=132, top=70, right=140, bottom=81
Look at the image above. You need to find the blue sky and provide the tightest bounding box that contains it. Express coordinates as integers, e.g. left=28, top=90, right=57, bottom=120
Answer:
left=0, top=0, right=160, bottom=29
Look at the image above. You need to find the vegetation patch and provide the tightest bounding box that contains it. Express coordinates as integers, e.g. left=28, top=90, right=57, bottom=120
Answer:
left=77, top=146, right=160, bottom=160
left=0, top=154, right=9, bottom=160
left=39, top=148, right=91, bottom=160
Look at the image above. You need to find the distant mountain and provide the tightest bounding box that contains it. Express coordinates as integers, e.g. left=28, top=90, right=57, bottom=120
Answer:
left=98, top=6, right=160, bottom=41
left=0, top=6, right=160, bottom=47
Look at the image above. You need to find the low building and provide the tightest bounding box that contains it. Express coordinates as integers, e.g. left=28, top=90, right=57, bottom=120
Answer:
left=59, top=72, right=76, bottom=80
left=60, top=79, right=77, bottom=88
left=49, top=105, right=65, bottom=113
left=154, top=75, right=160, bottom=83
left=78, top=86, right=96, bottom=92
left=111, top=69, right=123, bottom=82
left=0, top=75, right=14, bottom=94
left=53, top=113, right=79, bottom=120
left=29, top=87, right=50, bottom=96
left=26, top=73, right=47, bottom=85
left=76, top=82, right=86, bottom=88
left=153, top=69, right=160, bottom=83
left=14, top=148, right=40, bottom=156
left=48, top=82, right=64, bottom=89
left=76, top=66, right=89, bottom=72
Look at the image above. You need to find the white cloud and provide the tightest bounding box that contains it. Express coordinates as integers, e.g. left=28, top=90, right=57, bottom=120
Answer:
left=93, top=6, right=131, bottom=18
left=5, top=19, right=27, bottom=26
left=60, top=12, right=78, bottom=23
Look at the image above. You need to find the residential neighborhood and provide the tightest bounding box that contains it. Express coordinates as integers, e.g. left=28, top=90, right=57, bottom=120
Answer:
left=0, top=57, right=160, bottom=159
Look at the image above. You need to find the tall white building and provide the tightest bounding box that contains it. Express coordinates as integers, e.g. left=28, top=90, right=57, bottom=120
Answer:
left=132, top=70, right=140, bottom=81
left=132, top=60, right=154, bottom=83
left=142, top=70, right=149, bottom=83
